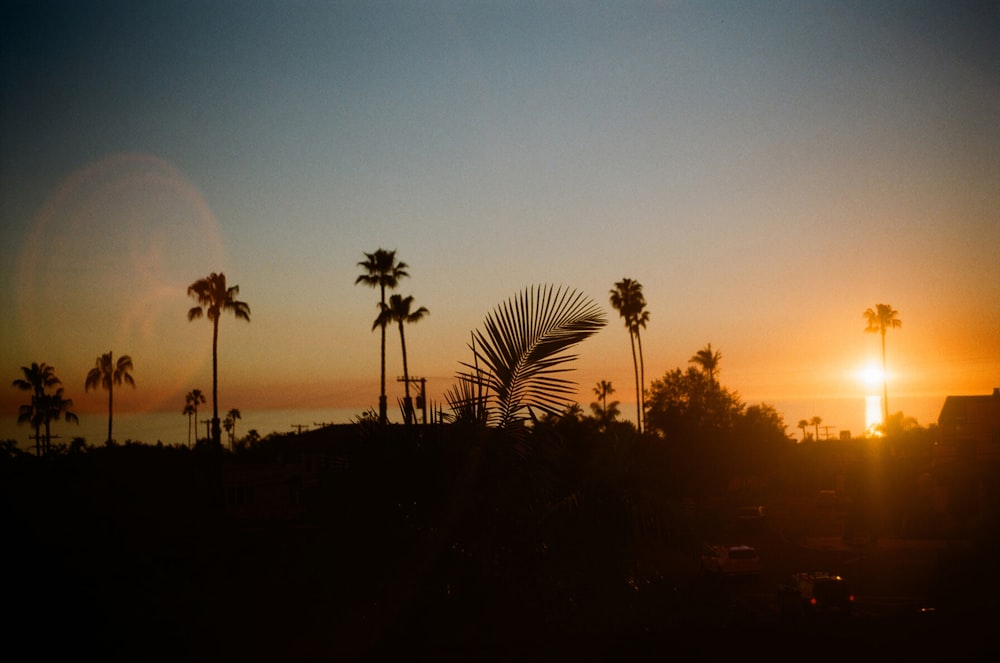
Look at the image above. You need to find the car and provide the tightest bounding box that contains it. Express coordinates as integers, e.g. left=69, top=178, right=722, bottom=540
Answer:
left=777, top=572, right=854, bottom=617
left=700, top=544, right=761, bottom=576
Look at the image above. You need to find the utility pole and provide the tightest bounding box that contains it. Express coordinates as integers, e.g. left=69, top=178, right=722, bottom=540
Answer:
left=396, top=376, right=427, bottom=424
left=820, top=425, right=836, bottom=440
left=290, top=423, right=309, bottom=434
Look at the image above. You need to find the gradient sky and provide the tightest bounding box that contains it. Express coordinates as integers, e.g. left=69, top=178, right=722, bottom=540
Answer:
left=2, top=1, right=998, bottom=440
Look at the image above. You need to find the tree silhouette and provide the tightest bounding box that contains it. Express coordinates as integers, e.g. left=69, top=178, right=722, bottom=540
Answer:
left=85, top=351, right=135, bottom=446
left=375, top=294, right=428, bottom=425
left=809, top=415, right=823, bottom=442
left=448, top=285, right=606, bottom=432
left=355, top=249, right=409, bottom=425
left=797, top=418, right=809, bottom=442
left=187, top=272, right=251, bottom=447
left=610, top=278, right=648, bottom=433
left=13, top=362, right=62, bottom=455
left=43, top=388, right=79, bottom=450
left=183, top=389, right=206, bottom=447
left=864, top=303, right=902, bottom=424
left=224, top=408, right=241, bottom=448
left=590, top=380, right=620, bottom=428
left=689, top=343, right=722, bottom=384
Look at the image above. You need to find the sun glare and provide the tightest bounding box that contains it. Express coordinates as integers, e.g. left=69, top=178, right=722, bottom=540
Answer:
left=859, top=363, right=884, bottom=389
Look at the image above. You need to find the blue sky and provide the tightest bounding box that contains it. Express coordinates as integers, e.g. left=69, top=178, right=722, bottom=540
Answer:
left=2, top=1, right=998, bottom=439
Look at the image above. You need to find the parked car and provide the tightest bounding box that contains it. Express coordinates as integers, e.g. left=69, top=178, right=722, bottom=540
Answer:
left=700, top=544, right=761, bottom=576
left=777, top=572, right=854, bottom=616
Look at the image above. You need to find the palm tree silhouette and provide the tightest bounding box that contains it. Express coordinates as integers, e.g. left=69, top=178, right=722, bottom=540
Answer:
left=187, top=273, right=251, bottom=447
left=864, top=303, right=902, bottom=424
left=797, top=419, right=809, bottom=442
left=689, top=343, right=722, bottom=384
left=448, top=285, right=606, bottom=432
left=810, top=415, right=822, bottom=442
left=183, top=389, right=206, bottom=447
left=39, top=387, right=78, bottom=451
left=356, top=249, right=409, bottom=425
left=225, top=407, right=241, bottom=447
left=591, top=380, right=620, bottom=427
left=13, top=362, right=62, bottom=455
left=85, top=351, right=135, bottom=446
left=375, top=294, right=428, bottom=425
left=610, top=278, right=648, bottom=433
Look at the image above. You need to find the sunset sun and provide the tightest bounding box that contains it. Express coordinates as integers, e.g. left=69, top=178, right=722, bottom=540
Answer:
left=860, top=364, right=884, bottom=389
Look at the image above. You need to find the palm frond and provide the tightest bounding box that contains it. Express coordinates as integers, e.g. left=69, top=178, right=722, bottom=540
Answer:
left=452, top=284, right=606, bottom=431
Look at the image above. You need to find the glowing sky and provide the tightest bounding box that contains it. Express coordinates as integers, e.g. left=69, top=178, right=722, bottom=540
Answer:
left=2, top=1, right=998, bottom=439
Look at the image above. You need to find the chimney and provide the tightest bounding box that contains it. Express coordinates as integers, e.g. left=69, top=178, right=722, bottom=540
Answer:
left=994, top=387, right=1000, bottom=397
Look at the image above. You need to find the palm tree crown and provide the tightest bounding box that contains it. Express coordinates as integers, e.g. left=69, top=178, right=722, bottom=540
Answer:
left=356, top=249, right=409, bottom=424
left=187, top=272, right=250, bottom=446
left=689, top=343, right=722, bottom=384
left=375, top=293, right=428, bottom=424
left=809, top=415, right=823, bottom=441
left=13, top=362, right=63, bottom=455
left=225, top=407, right=242, bottom=448
left=797, top=418, right=809, bottom=442
left=610, top=278, right=648, bottom=433
left=591, top=380, right=620, bottom=427
left=863, top=303, right=902, bottom=424
left=85, top=351, right=135, bottom=445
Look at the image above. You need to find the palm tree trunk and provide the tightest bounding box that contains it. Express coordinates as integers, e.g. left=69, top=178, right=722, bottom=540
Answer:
left=33, top=398, right=41, bottom=456
left=379, top=283, right=388, bottom=425
left=399, top=321, right=413, bottom=425
left=107, top=379, right=114, bottom=445
left=106, top=351, right=114, bottom=444
left=635, top=329, right=646, bottom=433
left=629, top=331, right=641, bottom=434
left=212, top=318, right=221, bottom=446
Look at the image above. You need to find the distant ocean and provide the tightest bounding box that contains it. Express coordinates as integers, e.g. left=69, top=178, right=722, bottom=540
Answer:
left=0, top=407, right=372, bottom=449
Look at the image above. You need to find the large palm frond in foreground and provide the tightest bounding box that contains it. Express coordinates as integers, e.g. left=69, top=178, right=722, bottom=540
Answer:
left=450, top=284, right=606, bottom=431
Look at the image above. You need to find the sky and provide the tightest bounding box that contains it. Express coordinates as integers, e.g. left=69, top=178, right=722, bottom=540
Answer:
left=2, top=1, right=998, bottom=442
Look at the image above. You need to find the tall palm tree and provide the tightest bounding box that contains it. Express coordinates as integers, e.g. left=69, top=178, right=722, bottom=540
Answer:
left=797, top=419, right=809, bottom=442
left=355, top=249, right=410, bottom=425
left=375, top=294, right=428, bottom=425
left=448, top=285, right=606, bottom=432
left=689, top=343, right=722, bottom=384
left=85, top=351, right=135, bottom=446
left=610, top=278, right=647, bottom=433
left=187, top=272, right=251, bottom=447
left=183, top=389, right=206, bottom=447
left=863, top=303, right=902, bottom=424
left=225, top=407, right=241, bottom=447
left=809, top=415, right=823, bottom=442
left=13, top=362, right=62, bottom=456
